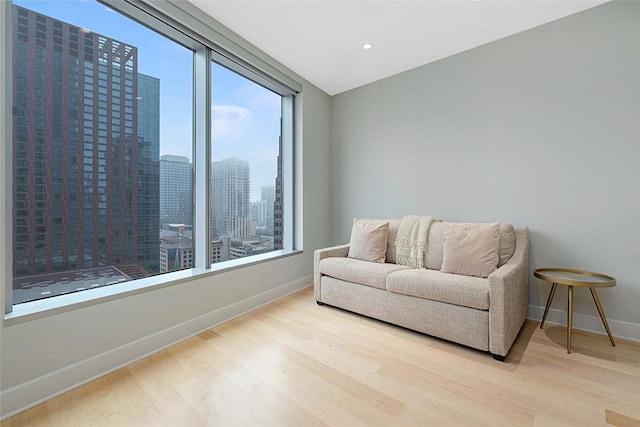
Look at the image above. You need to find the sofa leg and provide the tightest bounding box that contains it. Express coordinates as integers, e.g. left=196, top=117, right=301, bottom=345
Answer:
left=316, top=301, right=324, bottom=306
left=492, top=353, right=506, bottom=362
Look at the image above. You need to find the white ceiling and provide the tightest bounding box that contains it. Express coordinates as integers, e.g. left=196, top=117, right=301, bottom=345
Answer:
left=187, top=0, right=609, bottom=96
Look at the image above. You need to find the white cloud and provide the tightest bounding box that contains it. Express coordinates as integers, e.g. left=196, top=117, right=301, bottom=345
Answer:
left=212, top=105, right=251, bottom=139
left=238, top=85, right=281, bottom=119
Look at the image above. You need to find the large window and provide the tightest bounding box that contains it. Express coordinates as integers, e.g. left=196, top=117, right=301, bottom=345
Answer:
left=5, top=0, right=297, bottom=311
left=209, top=62, right=284, bottom=263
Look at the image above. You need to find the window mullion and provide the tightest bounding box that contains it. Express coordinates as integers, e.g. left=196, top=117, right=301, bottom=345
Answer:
left=2, top=0, right=13, bottom=314
left=193, top=48, right=211, bottom=269
left=282, top=95, right=295, bottom=251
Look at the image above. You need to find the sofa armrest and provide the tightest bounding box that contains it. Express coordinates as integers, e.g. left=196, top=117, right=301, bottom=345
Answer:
left=314, top=243, right=350, bottom=301
left=488, top=227, right=530, bottom=357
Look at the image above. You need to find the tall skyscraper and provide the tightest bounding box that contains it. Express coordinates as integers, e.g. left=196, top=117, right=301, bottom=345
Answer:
left=136, top=73, right=160, bottom=270
left=211, top=158, right=251, bottom=239
left=137, top=74, right=160, bottom=152
left=261, top=184, right=275, bottom=231
left=11, top=5, right=160, bottom=277
left=160, top=155, right=192, bottom=225
left=274, top=137, right=283, bottom=250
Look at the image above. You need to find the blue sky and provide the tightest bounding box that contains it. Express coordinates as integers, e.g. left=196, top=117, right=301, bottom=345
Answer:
left=15, top=0, right=281, bottom=202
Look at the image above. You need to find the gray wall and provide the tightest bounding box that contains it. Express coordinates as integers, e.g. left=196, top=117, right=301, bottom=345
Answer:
left=0, top=5, right=332, bottom=419
left=331, top=1, right=640, bottom=335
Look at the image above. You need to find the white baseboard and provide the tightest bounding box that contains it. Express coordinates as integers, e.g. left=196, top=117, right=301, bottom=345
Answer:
left=0, top=276, right=313, bottom=421
left=527, top=304, right=640, bottom=342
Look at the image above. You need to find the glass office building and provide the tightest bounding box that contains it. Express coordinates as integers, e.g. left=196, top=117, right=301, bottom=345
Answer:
left=12, top=5, right=160, bottom=290
left=160, top=155, right=192, bottom=226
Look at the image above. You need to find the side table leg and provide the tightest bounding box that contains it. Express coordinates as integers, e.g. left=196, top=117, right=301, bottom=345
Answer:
left=567, top=285, right=573, bottom=354
left=589, top=288, right=616, bottom=347
left=540, top=283, right=558, bottom=329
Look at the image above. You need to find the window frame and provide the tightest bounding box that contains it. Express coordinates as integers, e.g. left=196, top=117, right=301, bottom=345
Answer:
left=2, top=0, right=301, bottom=320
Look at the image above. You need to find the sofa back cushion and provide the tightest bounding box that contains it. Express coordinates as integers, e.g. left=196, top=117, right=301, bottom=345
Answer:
left=423, top=221, right=516, bottom=270
left=425, top=221, right=445, bottom=270
left=385, top=219, right=401, bottom=264
left=383, top=218, right=516, bottom=269
left=497, top=223, right=516, bottom=267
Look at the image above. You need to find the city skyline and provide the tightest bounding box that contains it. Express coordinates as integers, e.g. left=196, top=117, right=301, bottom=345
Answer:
left=11, top=0, right=283, bottom=303
left=15, top=0, right=282, bottom=203
left=160, top=153, right=277, bottom=227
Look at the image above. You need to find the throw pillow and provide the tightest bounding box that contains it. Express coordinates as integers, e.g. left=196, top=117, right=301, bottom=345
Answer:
left=441, top=222, right=500, bottom=278
left=348, top=219, right=389, bottom=263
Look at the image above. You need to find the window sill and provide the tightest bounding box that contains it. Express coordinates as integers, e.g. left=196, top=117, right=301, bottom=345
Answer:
left=4, top=249, right=302, bottom=326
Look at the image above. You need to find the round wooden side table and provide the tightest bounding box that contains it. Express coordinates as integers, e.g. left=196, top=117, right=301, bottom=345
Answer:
left=534, top=268, right=616, bottom=354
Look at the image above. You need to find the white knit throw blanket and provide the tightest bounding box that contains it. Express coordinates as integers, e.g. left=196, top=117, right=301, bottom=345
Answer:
left=396, top=215, right=434, bottom=268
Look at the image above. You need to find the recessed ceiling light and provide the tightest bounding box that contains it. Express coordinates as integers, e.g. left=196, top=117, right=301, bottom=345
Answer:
left=363, top=43, right=372, bottom=50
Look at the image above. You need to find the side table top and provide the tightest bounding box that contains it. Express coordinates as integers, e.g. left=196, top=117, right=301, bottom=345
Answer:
left=534, top=268, right=615, bottom=288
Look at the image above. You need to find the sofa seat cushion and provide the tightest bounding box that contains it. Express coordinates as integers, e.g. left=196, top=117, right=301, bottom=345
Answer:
left=386, top=269, right=490, bottom=310
left=319, top=257, right=411, bottom=290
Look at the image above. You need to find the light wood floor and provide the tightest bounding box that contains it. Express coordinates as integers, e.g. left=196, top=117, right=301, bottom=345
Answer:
left=2, top=287, right=639, bottom=427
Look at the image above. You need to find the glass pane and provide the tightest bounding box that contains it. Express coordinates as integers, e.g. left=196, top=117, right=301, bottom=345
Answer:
left=210, top=62, right=283, bottom=264
left=11, top=0, right=194, bottom=304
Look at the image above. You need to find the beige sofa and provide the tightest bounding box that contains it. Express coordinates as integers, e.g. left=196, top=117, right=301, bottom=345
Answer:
left=314, top=219, right=529, bottom=361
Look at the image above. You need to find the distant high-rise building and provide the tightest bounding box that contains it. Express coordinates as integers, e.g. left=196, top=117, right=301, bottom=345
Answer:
left=137, top=74, right=160, bottom=151
left=251, top=200, right=267, bottom=228
left=136, top=73, right=161, bottom=270
left=261, top=184, right=275, bottom=231
left=160, top=155, right=192, bottom=225
left=11, top=4, right=160, bottom=279
left=211, top=158, right=251, bottom=239
left=274, top=137, right=283, bottom=250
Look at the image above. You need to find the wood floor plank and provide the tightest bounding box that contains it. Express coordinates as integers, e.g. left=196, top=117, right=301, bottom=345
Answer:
left=605, top=408, right=640, bottom=427
left=2, top=287, right=639, bottom=426
left=234, top=315, right=464, bottom=425
left=248, top=315, right=525, bottom=425
left=212, top=322, right=406, bottom=426
left=208, top=332, right=382, bottom=426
